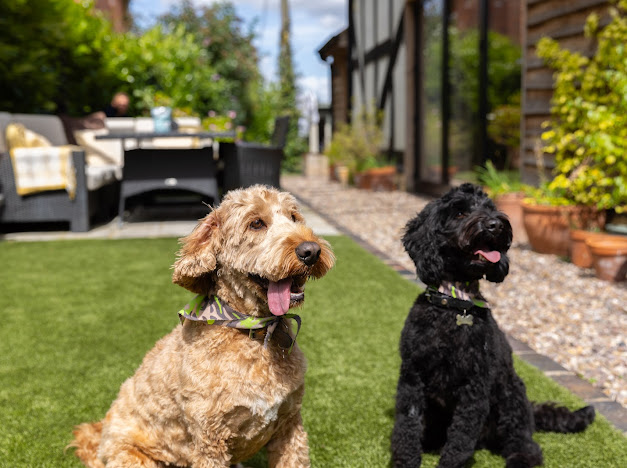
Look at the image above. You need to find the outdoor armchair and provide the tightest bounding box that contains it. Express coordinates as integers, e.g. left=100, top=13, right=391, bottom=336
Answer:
left=221, top=116, right=289, bottom=192
left=0, top=113, right=118, bottom=232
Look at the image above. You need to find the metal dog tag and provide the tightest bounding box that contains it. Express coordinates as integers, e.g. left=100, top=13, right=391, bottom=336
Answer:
left=456, top=312, right=473, bottom=327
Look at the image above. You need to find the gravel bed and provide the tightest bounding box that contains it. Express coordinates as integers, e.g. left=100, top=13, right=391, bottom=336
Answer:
left=282, top=175, right=627, bottom=407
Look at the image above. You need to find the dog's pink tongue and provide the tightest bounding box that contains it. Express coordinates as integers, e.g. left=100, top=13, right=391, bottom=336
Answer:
left=268, top=278, right=292, bottom=316
left=475, top=250, right=501, bottom=263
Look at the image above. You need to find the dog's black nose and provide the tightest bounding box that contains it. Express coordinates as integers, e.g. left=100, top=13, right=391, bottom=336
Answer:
left=295, top=242, right=321, bottom=266
left=486, top=218, right=502, bottom=234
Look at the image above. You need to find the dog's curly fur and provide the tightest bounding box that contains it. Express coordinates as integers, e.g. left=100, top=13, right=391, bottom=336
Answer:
left=391, top=183, right=594, bottom=468
left=69, top=185, right=335, bottom=468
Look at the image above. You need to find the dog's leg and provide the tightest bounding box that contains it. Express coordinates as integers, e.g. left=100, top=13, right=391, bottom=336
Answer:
left=391, top=361, right=425, bottom=468
left=266, top=411, right=310, bottom=468
left=494, top=376, right=543, bottom=468
left=101, top=450, right=165, bottom=468
left=437, top=383, right=489, bottom=468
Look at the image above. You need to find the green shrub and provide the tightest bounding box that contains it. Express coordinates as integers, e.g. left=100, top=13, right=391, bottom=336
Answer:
left=0, top=0, right=119, bottom=114
left=475, top=160, right=524, bottom=198
left=537, top=0, right=627, bottom=212
left=324, top=107, right=386, bottom=176
left=109, top=24, right=231, bottom=117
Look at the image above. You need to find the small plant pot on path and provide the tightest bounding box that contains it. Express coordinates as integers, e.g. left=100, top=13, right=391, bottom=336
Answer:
left=335, top=165, right=350, bottom=187
left=586, top=235, right=627, bottom=282
left=569, top=230, right=615, bottom=268
left=354, top=166, right=397, bottom=191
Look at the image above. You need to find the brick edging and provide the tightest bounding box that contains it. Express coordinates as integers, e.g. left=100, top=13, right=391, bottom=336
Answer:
left=294, top=195, right=627, bottom=435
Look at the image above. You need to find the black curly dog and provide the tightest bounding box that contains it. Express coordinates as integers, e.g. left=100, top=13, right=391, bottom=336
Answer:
left=391, top=184, right=595, bottom=468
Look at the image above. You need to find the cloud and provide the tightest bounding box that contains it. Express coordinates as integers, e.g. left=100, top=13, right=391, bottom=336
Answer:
left=187, top=0, right=346, bottom=30
left=298, top=75, right=330, bottom=104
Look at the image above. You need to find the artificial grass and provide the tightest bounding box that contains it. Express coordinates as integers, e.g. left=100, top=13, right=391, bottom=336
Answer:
left=0, top=236, right=624, bottom=467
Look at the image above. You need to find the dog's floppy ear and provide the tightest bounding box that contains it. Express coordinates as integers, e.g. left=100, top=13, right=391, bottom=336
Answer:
left=172, top=210, right=221, bottom=294
left=402, top=202, right=444, bottom=286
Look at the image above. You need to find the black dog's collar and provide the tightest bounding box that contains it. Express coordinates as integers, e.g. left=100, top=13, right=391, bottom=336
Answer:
left=426, top=289, right=477, bottom=311
left=425, top=282, right=490, bottom=326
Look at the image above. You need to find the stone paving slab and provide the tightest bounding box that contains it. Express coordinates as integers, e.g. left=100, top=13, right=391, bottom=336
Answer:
left=0, top=201, right=339, bottom=242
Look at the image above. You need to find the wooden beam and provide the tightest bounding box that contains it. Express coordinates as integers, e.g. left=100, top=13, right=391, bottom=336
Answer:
left=527, top=0, right=607, bottom=27
left=378, top=9, right=405, bottom=111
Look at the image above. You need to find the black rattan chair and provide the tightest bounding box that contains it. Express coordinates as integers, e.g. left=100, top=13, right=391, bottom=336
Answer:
left=221, top=116, right=289, bottom=192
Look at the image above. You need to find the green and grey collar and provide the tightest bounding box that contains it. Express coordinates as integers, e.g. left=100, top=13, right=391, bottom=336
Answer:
left=178, top=295, right=301, bottom=352
left=425, top=281, right=490, bottom=326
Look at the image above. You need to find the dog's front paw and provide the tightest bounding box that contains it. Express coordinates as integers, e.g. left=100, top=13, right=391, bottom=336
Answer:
left=392, top=453, right=421, bottom=468
left=505, top=451, right=543, bottom=468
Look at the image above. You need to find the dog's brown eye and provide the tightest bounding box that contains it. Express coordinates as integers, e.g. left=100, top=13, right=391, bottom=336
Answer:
left=456, top=212, right=466, bottom=219
left=250, top=218, right=266, bottom=230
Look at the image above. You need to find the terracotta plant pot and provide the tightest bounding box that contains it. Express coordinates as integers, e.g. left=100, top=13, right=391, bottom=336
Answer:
left=522, top=203, right=606, bottom=257
left=586, top=236, right=627, bottom=282
left=335, top=165, right=349, bottom=187
left=495, top=192, right=527, bottom=244
left=329, top=163, right=339, bottom=182
left=569, top=230, right=615, bottom=268
left=521, top=202, right=571, bottom=256
left=564, top=205, right=606, bottom=231
left=354, top=166, right=397, bottom=191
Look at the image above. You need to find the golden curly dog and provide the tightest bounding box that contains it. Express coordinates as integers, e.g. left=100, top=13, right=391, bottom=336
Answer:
left=70, top=185, right=335, bottom=467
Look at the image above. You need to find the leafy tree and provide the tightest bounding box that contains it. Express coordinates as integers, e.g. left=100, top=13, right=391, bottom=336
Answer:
left=157, top=0, right=260, bottom=124
left=423, top=27, right=521, bottom=168
left=277, top=0, right=307, bottom=172
left=0, top=0, right=119, bottom=115
left=109, top=24, right=230, bottom=116
left=449, top=28, right=521, bottom=115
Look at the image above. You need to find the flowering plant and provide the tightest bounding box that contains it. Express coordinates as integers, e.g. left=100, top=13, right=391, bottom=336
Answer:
left=202, top=110, right=244, bottom=141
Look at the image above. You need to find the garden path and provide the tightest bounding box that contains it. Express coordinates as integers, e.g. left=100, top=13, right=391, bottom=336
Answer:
left=282, top=174, right=627, bottom=417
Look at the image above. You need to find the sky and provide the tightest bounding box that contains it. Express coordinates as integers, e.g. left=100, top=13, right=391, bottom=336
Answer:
left=129, top=0, right=348, bottom=106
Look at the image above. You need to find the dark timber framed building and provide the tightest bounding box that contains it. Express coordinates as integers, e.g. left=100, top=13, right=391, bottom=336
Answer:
left=319, top=0, right=610, bottom=194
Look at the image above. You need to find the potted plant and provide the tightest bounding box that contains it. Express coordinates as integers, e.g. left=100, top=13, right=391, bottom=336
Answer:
left=476, top=160, right=528, bottom=244
left=323, top=122, right=354, bottom=184
left=520, top=184, right=577, bottom=257
left=535, top=1, right=627, bottom=228
left=324, top=106, right=396, bottom=190
left=524, top=2, right=627, bottom=257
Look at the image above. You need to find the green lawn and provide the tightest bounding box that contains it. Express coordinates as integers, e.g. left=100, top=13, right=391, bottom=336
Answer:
left=0, top=236, right=625, bottom=467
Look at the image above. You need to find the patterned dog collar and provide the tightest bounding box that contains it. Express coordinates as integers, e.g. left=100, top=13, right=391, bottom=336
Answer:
left=178, top=295, right=301, bottom=352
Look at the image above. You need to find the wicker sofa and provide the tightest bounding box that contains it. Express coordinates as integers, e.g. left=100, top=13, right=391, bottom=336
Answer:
left=0, top=113, right=119, bottom=232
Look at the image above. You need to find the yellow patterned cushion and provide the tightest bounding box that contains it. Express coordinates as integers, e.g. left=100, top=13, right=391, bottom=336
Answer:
left=5, top=123, right=52, bottom=149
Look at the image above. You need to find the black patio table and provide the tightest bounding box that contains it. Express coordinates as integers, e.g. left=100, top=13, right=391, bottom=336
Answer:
left=96, top=131, right=236, bottom=225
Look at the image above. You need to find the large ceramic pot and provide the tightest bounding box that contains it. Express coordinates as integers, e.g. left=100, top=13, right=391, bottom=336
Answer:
left=586, top=235, right=627, bottom=281
left=495, top=192, right=527, bottom=244
left=522, top=203, right=606, bottom=257
left=569, top=230, right=615, bottom=268
left=521, top=202, right=571, bottom=256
